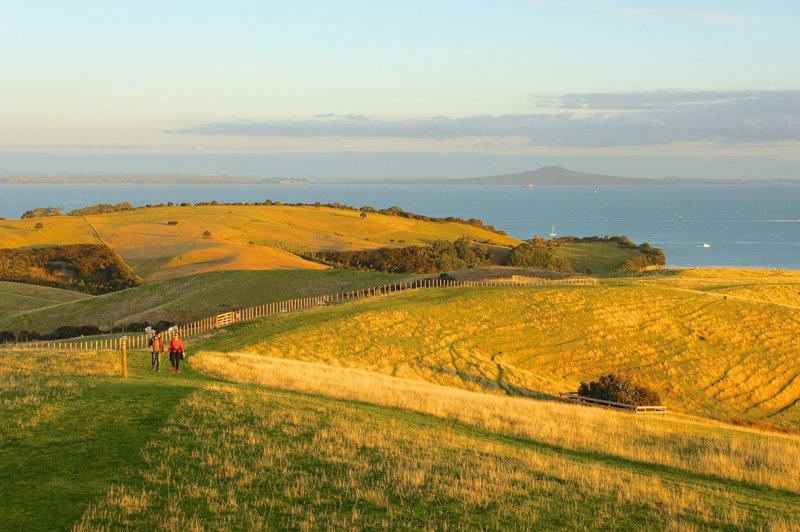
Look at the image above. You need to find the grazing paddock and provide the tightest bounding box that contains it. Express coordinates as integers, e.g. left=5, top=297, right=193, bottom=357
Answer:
left=194, top=271, right=800, bottom=431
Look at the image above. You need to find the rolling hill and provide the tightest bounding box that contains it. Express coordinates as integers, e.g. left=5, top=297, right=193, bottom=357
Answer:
left=2, top=332, right=799, bottom=529
left=366, top=166, right=746, bottom=185
left=0, top=204, right=520, bottom=281
left=0, top=281, right=89, bottom=318
left=0, top=269, right=410, bottom=335
left=192, top=268, right=800, bottom=431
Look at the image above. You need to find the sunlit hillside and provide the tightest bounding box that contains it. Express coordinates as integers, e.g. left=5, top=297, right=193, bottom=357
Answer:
left=0, top=216, right=100, bottom=248
left=631, top=268, right=800, bottom=307
left=0, top=205, right=520, bottom=280
left=195, top=268, right=800, bottom=431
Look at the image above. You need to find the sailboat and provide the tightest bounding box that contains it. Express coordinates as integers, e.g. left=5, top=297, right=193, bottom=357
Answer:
left=549, top=225, right=557, bottom=237
left=702, top=242, right=711, bottom=248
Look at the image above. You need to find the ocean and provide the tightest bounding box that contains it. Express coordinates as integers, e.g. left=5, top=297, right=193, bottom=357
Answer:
left=1, top=183, right=799, bottom=269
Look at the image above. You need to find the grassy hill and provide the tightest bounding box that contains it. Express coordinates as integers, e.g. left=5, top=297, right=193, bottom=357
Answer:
left=0, top=281, right=89, bottom=318
left=0, top=205, right=520, bottom=281
left=0, top=269, right=410, bottom=335
left=554, top=241, right=639, bottom=273
left=1, top=204, right=651, bottom=286
left=2, top=346, right=799, bottom=529
left=192, top=268, right=800, bottom=431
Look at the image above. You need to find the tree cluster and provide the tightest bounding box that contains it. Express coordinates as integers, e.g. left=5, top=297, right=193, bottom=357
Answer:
left=67, top=202, right=134, bottom=216
left=577, top=373, right=662, bottom=406
left=505, top=238, right=573, bottom=272
left=0, top=244, right=141, bottom=294
left=618, top=242, right=666, bottom=271
left=21, top=207, right=64, bottom=218
left=306, top=237, right=494, bottom=274
left=1, top=319, right=177, bottom=343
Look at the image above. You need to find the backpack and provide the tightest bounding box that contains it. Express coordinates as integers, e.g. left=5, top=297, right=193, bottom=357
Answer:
left=148, top=336, right=154, bottom=348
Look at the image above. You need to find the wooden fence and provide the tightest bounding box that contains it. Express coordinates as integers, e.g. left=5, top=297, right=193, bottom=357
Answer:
left=0, top=276, right=598, bottom=353
left=559, top=392, right=666, bottom=414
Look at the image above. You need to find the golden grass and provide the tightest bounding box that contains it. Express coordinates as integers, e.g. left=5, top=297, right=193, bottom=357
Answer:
left=146, top=242, right=325, bottom=281
left=193, top=352, right=800, bottom=494
left=0, top=205, right=519, bottom=280
left=76, top=382, right=800, bottom=530
left=632, top=268, right=800, bottom=306
left=208, top=280, right=800, bottom=430
left=0, top=350, right=120, bottom=431
left=0, top=217, right=100, bottom=248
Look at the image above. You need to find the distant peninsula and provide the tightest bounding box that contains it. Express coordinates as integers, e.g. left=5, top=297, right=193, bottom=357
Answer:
left=346, top=166, right=797, bottom=186
left=0, top=175, right=308, bottom=185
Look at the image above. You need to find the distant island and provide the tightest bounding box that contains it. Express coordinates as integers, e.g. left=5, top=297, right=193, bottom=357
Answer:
left=0, top=175, right=308, bottom=185
left=343, top=166, right=799, bottom=186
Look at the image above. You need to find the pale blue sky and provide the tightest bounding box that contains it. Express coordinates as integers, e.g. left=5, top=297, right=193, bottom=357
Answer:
left=2, top=0, right=799, bottom=179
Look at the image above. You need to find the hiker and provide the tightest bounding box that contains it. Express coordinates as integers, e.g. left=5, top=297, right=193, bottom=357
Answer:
left=149, top=330, right=165, bottom=371
left=169, top=332, right=186, bottom=373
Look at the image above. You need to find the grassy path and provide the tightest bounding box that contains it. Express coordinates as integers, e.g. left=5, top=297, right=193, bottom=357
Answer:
left=0, top=352, right=205, bottom=530
left=3, top=345, right=800, bottom=529
left=75, top=380, right=800, bottom=530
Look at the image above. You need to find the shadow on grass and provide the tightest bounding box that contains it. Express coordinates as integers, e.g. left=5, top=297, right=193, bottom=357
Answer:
left=0, top=353, right=206, bottom=531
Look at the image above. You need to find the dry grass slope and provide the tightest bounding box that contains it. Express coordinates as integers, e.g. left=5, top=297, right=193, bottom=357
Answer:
left=194, top=352, right=800, bottom=494
left=0, top=205, right=520, bottom=280
left=197, top=269, right=800, bottom=430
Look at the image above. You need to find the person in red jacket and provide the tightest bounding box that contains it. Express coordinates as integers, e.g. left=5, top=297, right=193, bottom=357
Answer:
left=168, top=332, right=186, bottom=373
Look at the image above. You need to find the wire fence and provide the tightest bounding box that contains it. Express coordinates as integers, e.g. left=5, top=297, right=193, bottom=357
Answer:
left=1, top=275, right=598, bottom=353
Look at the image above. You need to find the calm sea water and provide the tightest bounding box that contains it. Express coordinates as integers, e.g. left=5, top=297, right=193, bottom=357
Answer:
left=1, top=183, right=799, bottom=269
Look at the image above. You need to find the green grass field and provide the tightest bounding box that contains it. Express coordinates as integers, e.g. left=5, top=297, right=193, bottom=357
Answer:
left=0, top=269, right=410, bottom=335
left=0, top=281, right=89, bottom=318
left=556, top=241, right=638, bottom=272
left=3, top=346, right=800, bottom=530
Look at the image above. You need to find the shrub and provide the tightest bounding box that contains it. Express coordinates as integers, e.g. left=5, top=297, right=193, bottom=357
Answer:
left=202, top=230, right=212, bottom=239
left=505, top=240, right=573, bottom=272
left=167, top=220, right=179, bottom=225
left=578, top=373, right=661, bottom=406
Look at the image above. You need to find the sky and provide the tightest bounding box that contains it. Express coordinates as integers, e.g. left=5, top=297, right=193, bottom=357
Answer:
left=1, top=0, right=799, bottom=180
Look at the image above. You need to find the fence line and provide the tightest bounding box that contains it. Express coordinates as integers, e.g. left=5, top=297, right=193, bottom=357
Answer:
left=559, top=392, right=667, bottom=414
left=1, top=276, right=598, bottom=353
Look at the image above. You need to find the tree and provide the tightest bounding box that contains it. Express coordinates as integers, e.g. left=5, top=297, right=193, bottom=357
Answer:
left=578, top=373, right=661, bottom=406
left=202, top=230, right=212, bottom=239
left=34, top=222, right=44, bottom=231
left=360, top=211, right=367, bottom=219
left=505, top=240, right=573, bottom=272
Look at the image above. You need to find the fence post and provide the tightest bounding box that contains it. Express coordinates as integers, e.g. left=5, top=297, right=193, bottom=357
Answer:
left=121, top=336, right=128, bottom=379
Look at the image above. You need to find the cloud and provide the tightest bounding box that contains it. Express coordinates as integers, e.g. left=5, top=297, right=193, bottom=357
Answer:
left=8, top=144, right=148, bottom=150
left=173, top=91, right=800, bottom=147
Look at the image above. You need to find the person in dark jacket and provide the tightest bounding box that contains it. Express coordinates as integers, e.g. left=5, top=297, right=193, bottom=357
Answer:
left=150, top=330, right=165, bottom=371
left=169, top=332, right=186, bottom=373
